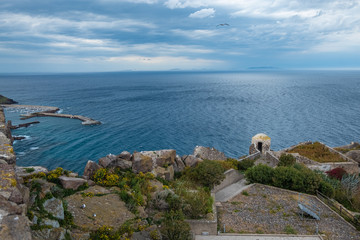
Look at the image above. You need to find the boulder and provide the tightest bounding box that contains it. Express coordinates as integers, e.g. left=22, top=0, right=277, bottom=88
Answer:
left=345, top=150, right=360, bottom=163
left=42, top=219, right=60, bottom=228
left=182, top=155, right=203, bottom=167
left=173, top=155, right=185, bottom=172
left=31, top=179, right=56, bottom=199
left=0, top=195, right=24, bottom=216
left=59, top=176, right=87, bottom=190
left=43, top=197, right=64, bottom=220
left=15, top=166, right=48, bottom=178
left=0, top=215, right=32, bottom=240
left=193, top=146, right=227, bottom=161
left=132, top=152, right=154, bottom=173
left=31, top=227, right=67, bottom=240
left=154, top=165, right=174, bottom=181
left=83, top=160, right=101, bottom=179
left=9, top=187, right=23, bottom=204
left=99, top=153, right=132, bottom=170
left=118, top=151, right=132, bottom=161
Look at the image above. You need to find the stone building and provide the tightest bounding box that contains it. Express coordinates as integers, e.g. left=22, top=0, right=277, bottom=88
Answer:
left=249, top=133, right=271, bottom=155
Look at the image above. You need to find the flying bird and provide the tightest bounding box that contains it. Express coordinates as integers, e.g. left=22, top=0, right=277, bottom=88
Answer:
left=216, top=23, right=230, bottom=27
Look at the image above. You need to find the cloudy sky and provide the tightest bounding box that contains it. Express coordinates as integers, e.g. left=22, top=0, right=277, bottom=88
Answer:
left=1, top=0, right=359, bottom=72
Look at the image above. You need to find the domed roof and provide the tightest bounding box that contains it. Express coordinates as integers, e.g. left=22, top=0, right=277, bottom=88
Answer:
left=252, top=133, right=271, bottom=141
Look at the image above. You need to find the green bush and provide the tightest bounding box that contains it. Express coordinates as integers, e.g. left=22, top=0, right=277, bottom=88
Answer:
left=188, top=160, right=225, bottom=189
left=245, top=164, right=274, bottom=185
left=273, top=167, right=304, bottom=191
left=318, top=180, right=335, bottom=198
left=238, top=159, right=255, bottom=171
left=278, top=154, right=296, bottom=167
left=160, top=210, right=191, bottom=240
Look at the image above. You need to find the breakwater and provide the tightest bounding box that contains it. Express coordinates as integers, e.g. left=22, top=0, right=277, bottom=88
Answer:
left=1, top=104, right=101, bottom=125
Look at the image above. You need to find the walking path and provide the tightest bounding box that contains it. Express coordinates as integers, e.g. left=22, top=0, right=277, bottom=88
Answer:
left=195, top=234, right=323, bottom=240
left=215, top=179, right=253, bottom=202
left=1, top=104, right=101, bottom=125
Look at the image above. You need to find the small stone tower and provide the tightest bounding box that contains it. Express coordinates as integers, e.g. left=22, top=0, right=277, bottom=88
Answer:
left=249, top=133, right=271, bottom=155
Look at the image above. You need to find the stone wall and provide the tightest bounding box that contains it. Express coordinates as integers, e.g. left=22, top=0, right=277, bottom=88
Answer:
left=265, top=151, right=279, bottom=167
left=0, top=106, right=32, bottom=240
left=213, top=169, right=244, bottom=193
left=186, top=193, right=218, bottom=236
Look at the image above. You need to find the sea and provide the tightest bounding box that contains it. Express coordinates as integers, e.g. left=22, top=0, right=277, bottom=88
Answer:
left=1, top=71, right=359, bottom=173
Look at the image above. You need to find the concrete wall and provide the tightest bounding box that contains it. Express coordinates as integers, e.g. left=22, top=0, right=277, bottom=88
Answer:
left=213, top=169, right=243, bottom=193
left=265, top=151, right=279, bottom=167
left=187, top=193, right=218, bottom=236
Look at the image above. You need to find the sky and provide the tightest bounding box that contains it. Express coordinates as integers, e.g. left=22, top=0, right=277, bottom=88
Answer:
left=0, top=0, right=360, bottom=72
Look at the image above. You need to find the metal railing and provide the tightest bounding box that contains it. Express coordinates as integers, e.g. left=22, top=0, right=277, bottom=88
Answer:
left=316, top=190, right=360, bottom=230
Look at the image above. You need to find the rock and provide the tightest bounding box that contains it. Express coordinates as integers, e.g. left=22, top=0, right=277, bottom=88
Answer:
left=182, top=155, right=203, bottom=167
left=154, top=165, right=174, bottom=181
left=345, top=150, right=360, bottom=163
left=69, top=172, right=78, bottom=178
left=0, top=164, right=17, bottom=200
left=58, top=176, right=87, bottom=190
left=119, top=151, right=132, bottom=161
left=42, top=218, right=60, bottom=228
left=9, top=187, right=23, bottom=204
left=0, top=195, right=24, bottom=216
left=132, top=150, right=176, bottom=174
left=0, top=159, right=8, bottom=165
left=15, top=166, right=48, bottom=178
left=43, top=197, right=64, bottom=220
left=83, top=160, right=101, bottom=179
left=87, top=179, right=96, bottom=186
left=174, top=155, right=185, bottom=172
left=65, top=192, right=135, bottom=231
left=193, top=146, right=227, bottom=160
left=99, top=153, right=132, bottom=170
left=132, top=152, right=154, bottom=174
left=98, top=154, right=117, bottom=168
left=31, top=227, right=67, bottom=240
left=0, top=215, right=31, bottom=240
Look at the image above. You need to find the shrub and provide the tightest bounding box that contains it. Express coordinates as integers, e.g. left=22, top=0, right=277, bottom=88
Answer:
left=93, top=168, right=119, bottom=186
left=326, top=167, right=347, bottom=180
left=218, top=158, right=239, bottom=170
left=318, top=181, right=335, bottom=198
left=188, top=160, right=225, bottom=189
left=238, top=159, right=255, bottom=171
left=245, top=164, right=274, bottom=185
left=273, top=167, right=304, bottom=191
left=160, top=210, right=191, bottom=240
left=278, top=154, right=296, bottom=167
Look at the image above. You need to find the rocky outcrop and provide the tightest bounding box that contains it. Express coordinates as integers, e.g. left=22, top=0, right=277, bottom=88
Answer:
left=132, top=150, right=177, bottom=180
left=43, top=197, right=65, bottom=220
left=182, top=155, right=203, bottom=167
left=99, top=152, right=132, bottom=170
left=173, top=155, right=185, bottom=172
left=0, top=95, right=18, bottom=104
left=83, top=160, right=101, bottom=179
left=0, top=106, right=32, bottom=240
left=15, top=166, right=48, bottom=178
left=59, top=176, right=87, bottom=190
left=193, top=146, right=227, bottom=161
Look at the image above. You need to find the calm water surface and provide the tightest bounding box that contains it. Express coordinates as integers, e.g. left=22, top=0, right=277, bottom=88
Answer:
left=0, top=71, right=359, bottom=173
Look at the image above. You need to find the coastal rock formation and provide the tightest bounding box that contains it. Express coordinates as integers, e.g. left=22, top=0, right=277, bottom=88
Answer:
left=58, top=176, right=87, bottom=190
left=193, top=146, right=227, bottom=161
left=83, top=160, right=101, bottom=179
left=99, top=152, right=132, bottom=170
left=173, top=155, right=185, bottom=172
left=182, top=155, right=203, bottom=167
left=132, top=150, right=177, bottom=180
left=0, top=95, right=18, bottom=104
left=15, top=166, right=48, bottom=178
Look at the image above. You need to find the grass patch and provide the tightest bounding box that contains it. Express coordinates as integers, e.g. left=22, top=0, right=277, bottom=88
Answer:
left=284, top=225, right=297, bottom=234
left=334, top=146, right=360, bottom=154
left=241, top=191, right=249, bottom=196
left=288, top=142, right=345, bottom=163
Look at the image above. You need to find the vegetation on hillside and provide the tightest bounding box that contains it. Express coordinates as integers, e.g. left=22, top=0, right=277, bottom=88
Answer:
left=0, top=94, right=17, bottom=104
left=288, top=142, right=345, bottom=163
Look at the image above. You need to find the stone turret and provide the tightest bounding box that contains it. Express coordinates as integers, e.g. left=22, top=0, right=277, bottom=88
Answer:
left=249, top=133, right=271, bottom=155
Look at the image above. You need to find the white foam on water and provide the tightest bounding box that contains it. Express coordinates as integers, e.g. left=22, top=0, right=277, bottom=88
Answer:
left=30, top=147, right=39, bottom=151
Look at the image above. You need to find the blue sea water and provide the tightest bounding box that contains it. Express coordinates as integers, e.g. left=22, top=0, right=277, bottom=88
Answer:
left=0, top=71, right=359, bottom=173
